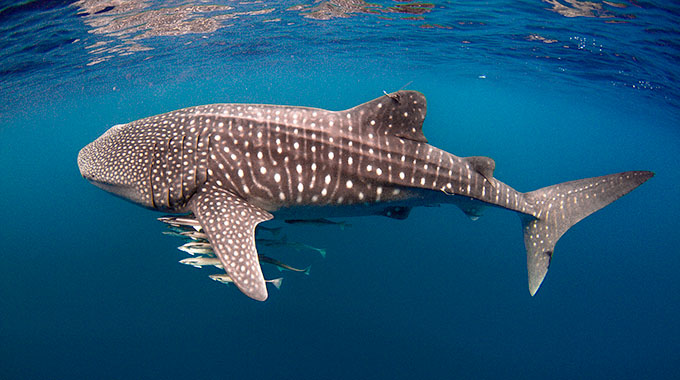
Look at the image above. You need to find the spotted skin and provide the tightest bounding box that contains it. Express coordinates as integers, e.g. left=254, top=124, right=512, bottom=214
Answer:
left=78, top=90, right=653, bottom=301
left=192, top=183, right=272, bottom=301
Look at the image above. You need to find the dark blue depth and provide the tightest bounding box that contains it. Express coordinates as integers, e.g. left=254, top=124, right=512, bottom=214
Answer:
left=0, top=1, right=678, bottom=379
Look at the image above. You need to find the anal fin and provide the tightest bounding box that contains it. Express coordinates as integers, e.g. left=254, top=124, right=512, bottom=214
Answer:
left=190, top=183, right=273, bottom=301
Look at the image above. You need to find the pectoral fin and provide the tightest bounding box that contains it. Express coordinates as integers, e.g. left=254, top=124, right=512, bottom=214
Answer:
left=190, top=183, right=273, bottom=301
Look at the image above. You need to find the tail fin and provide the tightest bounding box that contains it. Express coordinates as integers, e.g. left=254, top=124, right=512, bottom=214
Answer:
left=268, top=278, right=284, bottom=290
left=521, top=171, right=653, bottom=296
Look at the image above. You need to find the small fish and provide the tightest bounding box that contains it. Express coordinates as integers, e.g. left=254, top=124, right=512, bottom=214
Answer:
left=256, top=225, right=283, bottom=236
left=259, top=255, right=311, bottom=274
left=165, top=225, right=192, bottom=234
left=162, top=225, right=208, bottom=240
left=176, top=231, right=323, bottom=261
left=284, top=241, right=327, bottom=258
left=179, top=230, right=209, bottom=241
left=257, top=237, right=327, bottom=258
left=178, top=241, right=215, bottom=256
left=285, top=218, right=352, bottom=230
left=181, top=255, right=310, bottom=274
left=210, top=274, right=283, bottom=289
left=180, top=256, right=222, bottom=268
left=158, top=216, right=202, bottom=231
left=162, top=231, right=190, bottom=239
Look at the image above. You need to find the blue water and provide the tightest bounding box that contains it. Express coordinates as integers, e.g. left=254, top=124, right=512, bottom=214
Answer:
left=1, top=1, right=679, bottom=379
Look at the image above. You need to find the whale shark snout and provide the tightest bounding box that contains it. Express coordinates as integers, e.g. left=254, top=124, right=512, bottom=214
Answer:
left=78, top=123, right=156, bottom=209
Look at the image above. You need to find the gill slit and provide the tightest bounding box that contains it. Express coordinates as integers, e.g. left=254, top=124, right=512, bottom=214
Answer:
left=179, top=135, right=185, bottom=200
left=193, top=133, right=200, bottom=188
left=149, top=142, right=157, bottom=209
left=204, top=134, right=212, bottom=182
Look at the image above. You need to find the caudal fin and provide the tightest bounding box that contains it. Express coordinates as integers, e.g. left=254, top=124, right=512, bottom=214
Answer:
left=521, top=171, right=654, bottom=296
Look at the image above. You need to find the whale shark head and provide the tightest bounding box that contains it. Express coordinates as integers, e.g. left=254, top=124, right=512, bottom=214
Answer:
left=78, top=123, right=155, bottom=209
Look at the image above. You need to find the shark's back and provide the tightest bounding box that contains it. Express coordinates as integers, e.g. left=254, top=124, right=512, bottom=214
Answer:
left=126, top=91, right=463, bottom=214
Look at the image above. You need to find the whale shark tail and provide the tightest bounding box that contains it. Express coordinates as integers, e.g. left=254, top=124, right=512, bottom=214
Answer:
left=520, top=170, right=654, bottom=296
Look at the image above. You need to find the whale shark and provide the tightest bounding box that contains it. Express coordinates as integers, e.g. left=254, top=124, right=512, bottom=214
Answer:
left=78, top=90, right=653, bottom=301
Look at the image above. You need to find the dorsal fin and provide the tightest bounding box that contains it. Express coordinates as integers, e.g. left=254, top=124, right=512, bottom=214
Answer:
left=465, top=156, right=495, bottom=183
left=345, top=90, right=428, bottom=143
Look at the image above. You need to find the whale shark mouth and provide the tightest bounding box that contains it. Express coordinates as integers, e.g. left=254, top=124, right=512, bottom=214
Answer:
left=85, top=178, right=150, bottom=208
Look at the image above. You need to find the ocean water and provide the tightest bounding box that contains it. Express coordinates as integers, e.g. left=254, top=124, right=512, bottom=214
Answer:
left=1, top=1, right=679, bottom=379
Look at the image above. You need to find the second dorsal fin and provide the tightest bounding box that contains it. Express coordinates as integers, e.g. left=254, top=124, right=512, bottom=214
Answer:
left=465, top=156, right=495, bottom=183
left=344, top=90, right=428, bottom=143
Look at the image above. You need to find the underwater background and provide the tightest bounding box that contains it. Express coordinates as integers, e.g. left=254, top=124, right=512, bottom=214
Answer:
left=1, top=1, right=678, bottom=379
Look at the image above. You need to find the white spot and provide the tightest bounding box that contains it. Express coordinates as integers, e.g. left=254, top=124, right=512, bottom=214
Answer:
left=260, top=167, right=267, bottom=174
left=376, top=168, right=382, bottom=175
left=328, top=151, right=334, bottom=160
left=346, top=180, right=353, bottom=189
left=325, top=174, right=331, bottom=184
left=274, top=173, right=281, bottom=183
left=296, top=164, right=302, bottom=174
left=297, top=183, right=304, bottom=192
